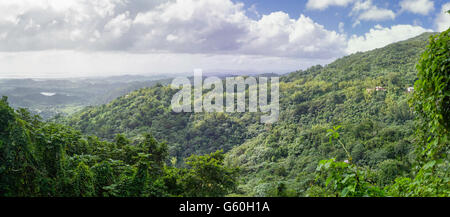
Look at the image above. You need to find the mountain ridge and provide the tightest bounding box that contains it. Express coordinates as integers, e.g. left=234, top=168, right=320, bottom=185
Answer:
left=61, top=32, right=435, bottom=195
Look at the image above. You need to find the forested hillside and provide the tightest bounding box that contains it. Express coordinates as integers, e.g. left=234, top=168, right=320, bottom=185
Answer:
left=63, top=33, right=427, bottom=161
left=1, top=31, right=448, bottom=197
left=226, top=33, right=434, bottom=196
left=0, top=96, right=238, bottom=196
left=60, top=84, right=267, bottom=161
left=0, top=76, right=172, bottom=119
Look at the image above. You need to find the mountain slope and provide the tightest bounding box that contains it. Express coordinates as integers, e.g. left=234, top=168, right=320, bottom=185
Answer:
left=226, top=32, right=433, bottom=196
left=0, top=77, right=172, bottom=119
left=62, top=32, right=434, bottom=195
left=61, top=84, right=265, bottom=160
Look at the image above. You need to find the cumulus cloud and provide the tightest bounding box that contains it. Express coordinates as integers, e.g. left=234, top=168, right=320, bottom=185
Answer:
left=435, top=3, right=450, bottom=32
left=358, top=8, right=396, bottom=21
left=306, top=0, right=355, bottom=10
left=350, top=0, right=395, bottom=22
left=104, top=12, right=132, bottom=38
left=131, top=0, right=250, bottom=53
left=347, top=24, right=432, bottom=54
left=241, top=13, right=347, bottom=58
left=0, top=0, right=347, bottom=59
left=400, top=0, right=434, bottom=15
left=0, top=0, right=437, bottom=78
left=0, top=0, right=129, bottom=51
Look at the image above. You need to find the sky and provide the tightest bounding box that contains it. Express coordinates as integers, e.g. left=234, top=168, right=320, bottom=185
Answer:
left=0, top=0, right=449, bottom=78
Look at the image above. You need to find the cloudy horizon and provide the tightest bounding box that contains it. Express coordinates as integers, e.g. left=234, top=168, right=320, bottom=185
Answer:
left=0, top=0, right=449, bottom=79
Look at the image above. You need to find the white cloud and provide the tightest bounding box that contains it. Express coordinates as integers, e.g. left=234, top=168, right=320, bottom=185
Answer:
left=0, top=0, right=129, bottom=51
left=358, top=7, right=395, bottom=21
left=351, top=0, right=395, bottom=22
left=0, top=0, right=350, bottom=77
left=347, top=24, right=432, bottom=54
left=400, top=0, right=434, bottom=15
left=131, top=0, right=251, bottom=53
left=0, top=0, right=347, bottom=59
left=0, top=0, right=436, bottom=78
left=435, top=3, right=450, bottom=32
left=351, top=0, right=372, bottom=12
left=306, top=0, right=355, bottom=10
left=241, top=13, right=347, bottom=58
left=104, top=11, right=132, bottom=38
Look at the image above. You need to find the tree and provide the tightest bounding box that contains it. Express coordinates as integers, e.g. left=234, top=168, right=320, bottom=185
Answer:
left=128, top=161, right=149, bottom=197
left=139, top=133, right=168, bottom=175
left=114, top=134, right=130, bottom=149
left=92, top=161, right=115, bottom=197
left=0, top=97, right=41, bottom=196
left=181, top=150, right=239, bottom=197
left=0, top=97, right=14, bottom=136
left=72, top=162, right=95, bottom=197
left=388, top=28, right=450, bottom=197
left=412, top=28, right=450, bottom=161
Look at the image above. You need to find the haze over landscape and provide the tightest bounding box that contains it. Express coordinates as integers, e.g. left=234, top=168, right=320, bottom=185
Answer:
left=0, top=0, right=449, bottom=78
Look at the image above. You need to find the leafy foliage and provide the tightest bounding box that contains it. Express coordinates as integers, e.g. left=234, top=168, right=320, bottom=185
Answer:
left=181, top=150, right=239, bottom=197
left=226, top=33, right=433, bottom=196
left=306, top=30, right=450, bottom=197
left=386, top=28, right=450, bottom=197
left=412, top=29, right=450, bottom=161
left=1, top=31, right=449, bottom=197
left=310, top=158, right=383, bottom=197
left=0, top=98, right=239, bottom=197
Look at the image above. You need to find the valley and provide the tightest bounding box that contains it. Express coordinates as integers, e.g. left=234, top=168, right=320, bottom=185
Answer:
left=0, top=31, right=448, bottom=197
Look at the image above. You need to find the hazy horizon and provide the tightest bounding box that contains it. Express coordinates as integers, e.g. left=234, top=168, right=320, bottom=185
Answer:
left=0, top=0, right=449, bottom=78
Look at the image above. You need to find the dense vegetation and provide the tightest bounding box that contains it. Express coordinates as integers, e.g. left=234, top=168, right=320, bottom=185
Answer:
left=1, top=30, right=448, bottom=197
left=0, top=98, right=238, bottom=196
left=225, top=33, right=435, bottom=196
left=60, top=84, right=266, bottom=161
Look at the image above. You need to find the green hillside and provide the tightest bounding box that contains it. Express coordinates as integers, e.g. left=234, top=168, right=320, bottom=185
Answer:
left=61, top=84, right=267, bottom=161
left=0, top=97, right=239, bottom=196
left=0, top=76, right=172, bottom=119
left=3, top=31, right=447, bottom=197
left=226, top=33, right=434, bottom=196
left=58, top=32, right=449, bottom=196
left=63, top=32, right=429, bottom=161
